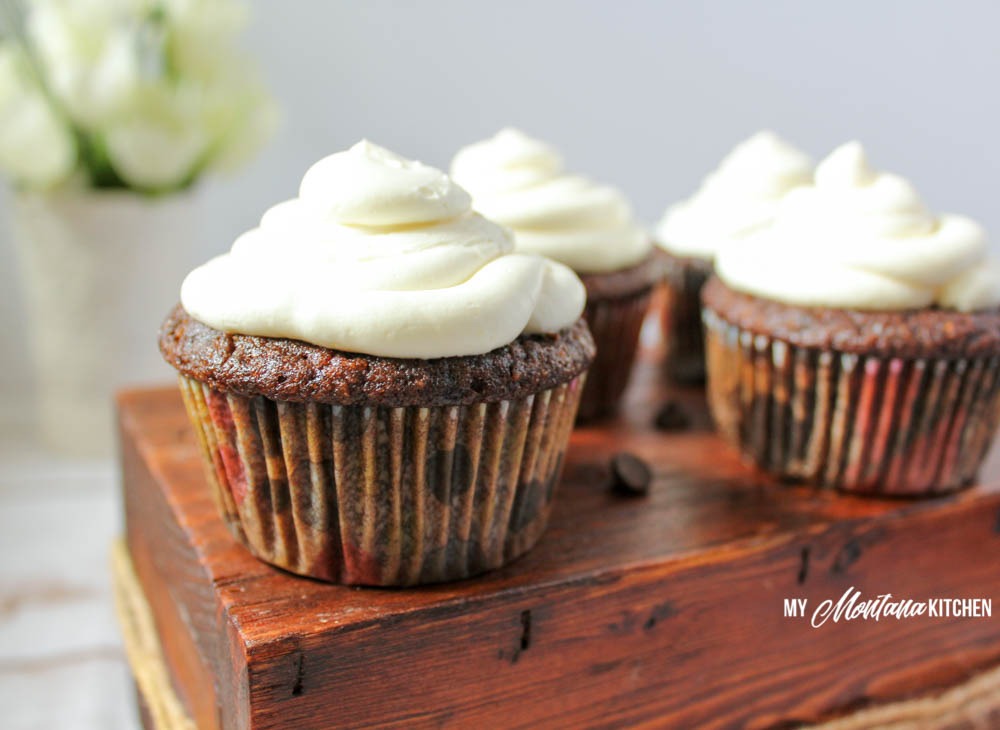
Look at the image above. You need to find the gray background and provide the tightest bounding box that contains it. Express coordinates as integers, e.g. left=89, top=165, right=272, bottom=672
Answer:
left=2, top=0, right=999, bottom=406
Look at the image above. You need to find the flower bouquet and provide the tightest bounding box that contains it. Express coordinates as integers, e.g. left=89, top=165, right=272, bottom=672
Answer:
left=1, top=0, right=277, bottom=455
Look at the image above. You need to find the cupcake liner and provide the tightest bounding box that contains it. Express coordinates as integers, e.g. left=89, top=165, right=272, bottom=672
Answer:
left=177, top=373, right=585, bottom=586
left=703, top=308, right=1000, bottom=495
left=660, top=253, right=712, bottom=383
left=577, top=286, right=653, bottom=421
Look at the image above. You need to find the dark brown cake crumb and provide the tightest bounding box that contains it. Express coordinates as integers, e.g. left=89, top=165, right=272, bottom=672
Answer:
left=610, top=452, right=652, bottom=496
left=159, top=305, right=595, bottom=407
left=654, top=400, right=692, bottom=432
left=702, top=276, right=1000, bottom=359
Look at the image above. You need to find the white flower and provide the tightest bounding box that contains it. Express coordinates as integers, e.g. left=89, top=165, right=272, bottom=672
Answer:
left=3, top=0, right=275, bottom=193
left=27, top=0, right=145, bottom=129
left=210, top=89, right=279, bottom=172
left=0, top=44, right=76, bottom=189
left=104, top=84, right=208, bottom=190
left=164, top=0, right=248, bottom=82
left=194, top=58, right=279, bottom=173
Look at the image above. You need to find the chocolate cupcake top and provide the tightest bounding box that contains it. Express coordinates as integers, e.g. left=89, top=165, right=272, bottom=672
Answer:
left=656, top=131, right=813, bottom=261
left=161, top=307, right=594, bottom=406
left=715, top=142, right=1000, bottom=312
left=703, top=277, right=1000, bottom=359
left=450, top=128, right=651, bottom=275
left=179, top=141, right=586, bottom=359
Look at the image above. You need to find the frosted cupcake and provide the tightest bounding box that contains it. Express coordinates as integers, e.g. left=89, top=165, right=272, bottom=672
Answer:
left=656, top=131, right=812, bottom=382
left=452, top=129, right=657, bottom=421
left=704, top=142, right=1000, bottom=495
left=160, top=141, right=595, bottom=585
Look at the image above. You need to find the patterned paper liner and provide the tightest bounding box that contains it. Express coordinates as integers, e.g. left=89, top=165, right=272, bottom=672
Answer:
left=577, top=286, right=654, bottom=421
left=177, top=373, right=585, bottom=586
left=660, top=253, right=712, bottom=383
left=703, top=308, right=1000, bottom=496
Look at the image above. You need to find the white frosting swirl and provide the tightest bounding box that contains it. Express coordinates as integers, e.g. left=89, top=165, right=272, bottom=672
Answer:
left=450, top=128, right=650, bottom=274
left=181, top=140, right=586, bottom=358
left=656, top=131, right=813, bottom=260
left=715, top=142, right=1000, bottom=312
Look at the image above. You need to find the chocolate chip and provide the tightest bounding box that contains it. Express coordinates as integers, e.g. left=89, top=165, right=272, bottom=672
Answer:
left=654, top=400, right=691, bottom=432
left=610, top=452, right=652, bottom=496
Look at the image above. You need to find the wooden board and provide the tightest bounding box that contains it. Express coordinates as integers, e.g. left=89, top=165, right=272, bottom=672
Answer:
left=119, top=353, right=1000, bottom=729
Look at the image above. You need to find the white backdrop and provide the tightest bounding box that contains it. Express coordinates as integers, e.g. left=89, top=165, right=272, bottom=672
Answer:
left=2, top=0, right=999, bottom=411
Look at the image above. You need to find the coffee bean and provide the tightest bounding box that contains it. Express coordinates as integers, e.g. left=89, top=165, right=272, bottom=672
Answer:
left=654, top=400, right=691, bottom=432
left=610, top=452, right=652, bottom=496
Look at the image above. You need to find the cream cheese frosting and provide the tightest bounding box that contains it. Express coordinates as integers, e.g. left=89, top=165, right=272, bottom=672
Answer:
left=715, top=141, right=1000, bottom=312
left=181, top=140, right=586, bottom=358
left=656, top=131, right=813, bottom=260
left=450, top=128, right=650, bottom=274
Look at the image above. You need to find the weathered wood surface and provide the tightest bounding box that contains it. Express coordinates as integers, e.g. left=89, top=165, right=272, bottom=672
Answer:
left=0, top=454, right=133, bottom=730
left=120, top=354, right=1000, bottom=729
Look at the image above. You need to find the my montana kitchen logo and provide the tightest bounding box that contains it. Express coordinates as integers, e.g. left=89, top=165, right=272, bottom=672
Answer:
left=785, top=587, right=993, bottom=628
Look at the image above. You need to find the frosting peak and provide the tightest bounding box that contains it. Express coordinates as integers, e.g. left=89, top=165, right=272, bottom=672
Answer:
left=816, top=141, right=877, bottom=187
left=656, top=131, right=813, bottom=259
left=451, top=128, right=562, bottom=195
left=299, top=140, right=471, bottom=227
left=807, top=141, right=935, bottom=238
left=451, top=128, right=651, bottom=274
left=716, top=142, right=1000, bottom=312
left=181, top=141, right=585, bottom=358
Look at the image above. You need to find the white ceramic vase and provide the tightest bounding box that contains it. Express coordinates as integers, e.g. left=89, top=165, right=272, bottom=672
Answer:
left=12, top=190, right=203, bottom=456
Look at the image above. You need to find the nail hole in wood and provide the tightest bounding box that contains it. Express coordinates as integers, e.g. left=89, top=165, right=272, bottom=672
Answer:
left=798, top=546, right=810, bottom=585
left=291, top=654, right=305, bottom=697
left=520, top=609, right=532, bottom=652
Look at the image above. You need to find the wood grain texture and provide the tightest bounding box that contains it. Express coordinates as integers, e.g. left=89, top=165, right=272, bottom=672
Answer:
left=120, top=352, right=1000, bottom=730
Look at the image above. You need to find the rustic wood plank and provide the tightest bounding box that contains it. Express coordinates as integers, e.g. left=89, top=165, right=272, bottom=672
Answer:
left=120, top=354, right=1000, bottom=729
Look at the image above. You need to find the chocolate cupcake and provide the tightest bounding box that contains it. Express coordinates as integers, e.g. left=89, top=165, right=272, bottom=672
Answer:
left=655, top=131, right=812, bottom=382
left=161, top=141, right=594, bottom=585
left=705, top=142, right=1000, bottom=496
left=451, top=129, right=658, bottom=421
